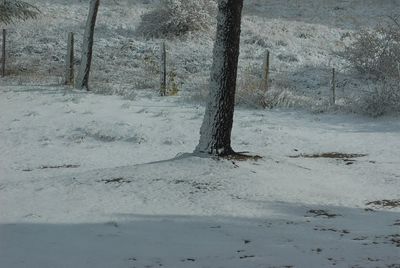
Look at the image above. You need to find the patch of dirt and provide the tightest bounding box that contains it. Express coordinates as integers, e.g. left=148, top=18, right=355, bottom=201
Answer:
left=290, top=152, right=367, bottom=159
left=360, top=234, right=400, bottom=248
left=343, top=159, right=356, bottom=165
left=172, top=179, right=222, bottom=193
left=22, top=164, right=80, bottom=171
left=306, top=209, right=341, bottom=218
left=181, top=258, right=196, bottom=262
left=39, top=164, right=80, bottom=169
left=313, top=226, right=350, bottom=236
left=366, top=199, right=400, bottom=209
left=290, top=152, right=368, bottom=166
left=387, top=234, right=400, bottom=247
left=352, top=236, right=368, bottom=241
left=223, top=153, right=263, bottom=161
left=99, top=177, right=132, bottom=184
left=192, top=181, right=220, bottom=192
left=311, top=248, right=323, bottom=253
left=386, top=264, right=400, bottom=268
left=239, top=255, right=255, bottom=259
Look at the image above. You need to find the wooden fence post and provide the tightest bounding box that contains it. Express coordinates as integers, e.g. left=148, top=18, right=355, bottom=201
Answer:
left=65, top=32, right=74, bottom=85
left=261, top=50, right=270, bottom=92
left=331, top=68, right=336, bottom=105
left=160, top=41, right=167, bottom=96
left=1, top=29, right=5, bottom=77
left=397, top=62, right=400, bottom=79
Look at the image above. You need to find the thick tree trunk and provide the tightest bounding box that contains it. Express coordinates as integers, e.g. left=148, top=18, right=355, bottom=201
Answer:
left=75, top=0, right=100, bottom=90
left=195, top=0, right=244, bottom=156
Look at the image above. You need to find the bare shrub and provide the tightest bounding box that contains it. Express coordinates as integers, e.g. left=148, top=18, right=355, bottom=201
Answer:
left=236, top=64, right=303, bottom=109
left=236, top=64, right=266, bottom=108
left=343, top=16, right=400, bottom=80
left=0, top=0, right=39, bottom=25
left=136, top=0, right=216, bottom=38
left=263, top=87, right=297, bottom=109
left=343, top=16, right=400, bottom=116
left=357, top=81, right=400, bottom=117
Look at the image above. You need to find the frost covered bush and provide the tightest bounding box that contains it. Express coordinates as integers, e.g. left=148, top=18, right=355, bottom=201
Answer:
left=343, top=17, right=400, bottom=116
left=236, top=64, right=299, bottom=109
left=343, top=18, right=400, bottom=80
left=358, top=81, right=400, bottom=117
left=0, top=0, right=39, bottom=25
left=136, top=0, right=216, bottom=38
left=236, top=64, right=267, bottom=108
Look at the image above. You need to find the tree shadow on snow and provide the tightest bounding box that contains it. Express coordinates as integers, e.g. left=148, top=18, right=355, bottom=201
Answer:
left=1, top=203, right=399, bottom=268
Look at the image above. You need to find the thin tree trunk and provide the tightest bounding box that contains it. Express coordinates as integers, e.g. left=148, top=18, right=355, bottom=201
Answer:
left=75, top=0, right=100, bottom=90
left=195, top=0, right=244, bottom=156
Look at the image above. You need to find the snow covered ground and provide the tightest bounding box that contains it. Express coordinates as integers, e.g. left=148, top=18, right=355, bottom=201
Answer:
left=1, top=0, right=400, bottom=267
left=0, top=85, right=399, bottom=267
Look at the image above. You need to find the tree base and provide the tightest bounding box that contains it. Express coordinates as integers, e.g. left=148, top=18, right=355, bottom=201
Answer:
left=195, top=148, right=262, bottom=161
left=221, top=151, right=262, bottom=161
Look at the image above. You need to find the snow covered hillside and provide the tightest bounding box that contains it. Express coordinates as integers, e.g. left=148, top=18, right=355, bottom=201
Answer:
left=3, top=0, right=400, bottom=112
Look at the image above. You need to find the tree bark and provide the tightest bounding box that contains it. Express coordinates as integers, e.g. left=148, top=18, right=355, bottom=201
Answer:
left=75, top=0, right=100, bottom=90
left=195, top=0, right=244, bottom=156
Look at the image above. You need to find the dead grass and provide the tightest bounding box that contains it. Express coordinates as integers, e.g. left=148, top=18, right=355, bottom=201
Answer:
left=366, top=199, right=400, bottom=209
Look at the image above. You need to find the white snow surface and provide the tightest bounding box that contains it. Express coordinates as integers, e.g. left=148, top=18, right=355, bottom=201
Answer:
left=1, top=0, right=400, bottom=267
left=0, top=86, right=399, bottom=267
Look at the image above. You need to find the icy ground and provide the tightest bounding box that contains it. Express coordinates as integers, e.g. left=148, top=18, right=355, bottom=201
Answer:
left=0, top=86, right=399, bottom=267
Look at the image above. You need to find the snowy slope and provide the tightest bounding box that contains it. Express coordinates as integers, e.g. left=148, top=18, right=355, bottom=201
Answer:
left=0, top=86, right=399, bottom=267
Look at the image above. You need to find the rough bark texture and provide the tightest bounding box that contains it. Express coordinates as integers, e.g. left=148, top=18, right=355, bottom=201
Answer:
left=195, top=0, right=244, bottom=156
left=75, top=0, right=99, bottom=90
